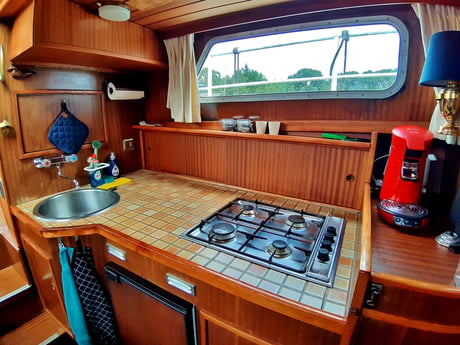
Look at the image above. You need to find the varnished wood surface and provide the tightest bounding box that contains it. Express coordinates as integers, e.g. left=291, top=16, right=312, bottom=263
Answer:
left=371, top=200, right=459, bottom=287
left=20, top=233, right=69, bottom=332
left=340, top=184, right=373, bottom=345
left=156, top=0, right=459, bottom=38
left=0, top=0, right=29, bottom=18
left=200, top=309, right=341, bottom=345
left=138, top=128, right=374, bottom=209
left=1, top=13, right=144, bottom=206
left=134, top=125, right=373, bottom=149
left=145, top=5, right=438, bottom=137
left=53, top=1, right=459, bottom=39
left=0, top=310, right=68, bottom=345
left=193, top=5, right=434, bottom=126
left=138, top=120, right=423, bottom=136
left=10, top=0, right=167, bottom=72
left=354, top=312, right=460, bottom=345
left=13, top=90, right=106, bottom=159
left=0, top=265, right=30, bottom=304
left=11, top=209, right=350, bottom=337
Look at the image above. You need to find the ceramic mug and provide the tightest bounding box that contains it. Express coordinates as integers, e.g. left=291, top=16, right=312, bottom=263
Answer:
left=255, top=121, right=267, bottom=134
left=268, top=121, right=280, bottom=135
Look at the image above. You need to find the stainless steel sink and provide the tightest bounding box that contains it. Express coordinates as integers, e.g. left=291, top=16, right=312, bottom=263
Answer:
left=33, top=188, right=120, bottom=221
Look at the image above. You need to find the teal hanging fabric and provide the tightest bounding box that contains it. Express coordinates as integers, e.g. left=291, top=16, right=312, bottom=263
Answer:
left=59, top=245, right=92, bottom=345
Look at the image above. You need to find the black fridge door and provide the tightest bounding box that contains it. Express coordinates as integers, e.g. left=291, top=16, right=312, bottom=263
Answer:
left=104, top=262, right=197, bottom=345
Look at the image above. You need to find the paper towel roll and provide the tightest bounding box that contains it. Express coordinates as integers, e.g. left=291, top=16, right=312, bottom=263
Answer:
left=107, top=82, right=145, bottom=100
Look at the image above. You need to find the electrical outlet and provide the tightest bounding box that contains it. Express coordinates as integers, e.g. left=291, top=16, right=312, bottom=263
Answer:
left=122, top=138, right=134, bottom=151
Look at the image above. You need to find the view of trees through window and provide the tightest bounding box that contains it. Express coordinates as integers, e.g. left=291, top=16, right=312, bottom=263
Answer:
left=197, top=18, right=407, bottom=101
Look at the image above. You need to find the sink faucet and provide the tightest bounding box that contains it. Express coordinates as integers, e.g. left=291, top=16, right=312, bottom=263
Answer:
left=56, top=163, right=80, bottom=190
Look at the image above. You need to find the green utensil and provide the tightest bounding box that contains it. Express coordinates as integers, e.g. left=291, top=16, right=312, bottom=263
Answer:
left=92, top=140, right=102, bottom=159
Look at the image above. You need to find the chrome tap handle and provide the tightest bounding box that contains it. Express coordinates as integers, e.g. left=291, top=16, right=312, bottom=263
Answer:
left=64, top=154, right=78, bottom=163
left=33, top=154, right=77, bottom=168
left=33, top=157, right=51, bottom=168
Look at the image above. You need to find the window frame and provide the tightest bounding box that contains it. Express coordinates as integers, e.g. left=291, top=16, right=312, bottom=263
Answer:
left=196, top=15, right=409, bottom=103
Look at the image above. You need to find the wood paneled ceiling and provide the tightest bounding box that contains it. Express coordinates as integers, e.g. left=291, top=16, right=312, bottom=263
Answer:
left=73, top=0, right=293, bottom=31
left=2, top=0, right=458, bottom=38
left=69, top=0, right=460, bottom=38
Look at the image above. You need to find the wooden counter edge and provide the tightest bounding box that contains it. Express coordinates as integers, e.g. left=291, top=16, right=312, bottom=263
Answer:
left=371, top=271, right=460, bottom=298
left=10, top=205, right=348, bottom=335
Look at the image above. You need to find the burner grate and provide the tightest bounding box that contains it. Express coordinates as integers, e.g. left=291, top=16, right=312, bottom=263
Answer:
left=181, top=198, right=345, bottom=287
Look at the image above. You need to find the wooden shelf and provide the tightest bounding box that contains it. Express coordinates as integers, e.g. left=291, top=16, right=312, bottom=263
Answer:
left=0, top=265, right=31, bottom=306
left=0, top=310, right=68, bottom=345
left=12, top=43, right=167, bottom=73
left=133, top=125, right=373, bottom=150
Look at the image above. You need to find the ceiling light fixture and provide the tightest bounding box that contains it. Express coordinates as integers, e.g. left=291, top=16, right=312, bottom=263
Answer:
left=97, top=2, right=130, bottom=22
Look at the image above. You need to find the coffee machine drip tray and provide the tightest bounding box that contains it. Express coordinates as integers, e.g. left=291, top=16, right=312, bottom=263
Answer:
left=377, top=199, right=429, bottom=229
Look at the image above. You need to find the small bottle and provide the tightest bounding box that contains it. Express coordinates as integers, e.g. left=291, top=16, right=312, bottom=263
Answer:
left=107, top=152, right=120, bottom=178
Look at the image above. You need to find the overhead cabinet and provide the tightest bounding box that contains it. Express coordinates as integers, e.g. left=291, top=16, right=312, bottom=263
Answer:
left=10, top=0, right=167, bottom=72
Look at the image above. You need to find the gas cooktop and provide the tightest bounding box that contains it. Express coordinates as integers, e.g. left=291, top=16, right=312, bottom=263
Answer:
left=181, top=198, right=345, bottom=287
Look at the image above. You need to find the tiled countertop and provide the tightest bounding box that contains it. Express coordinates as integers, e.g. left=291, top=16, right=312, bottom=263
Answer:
left=17, top=170, right=361, bottom=319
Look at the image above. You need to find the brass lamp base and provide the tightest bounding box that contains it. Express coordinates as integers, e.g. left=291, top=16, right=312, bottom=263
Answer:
left=436, top=82, right=460, bottom=138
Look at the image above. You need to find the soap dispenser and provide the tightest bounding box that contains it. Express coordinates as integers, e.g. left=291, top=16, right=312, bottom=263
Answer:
left=88, top=154, right=104, bottom=187
left=107, top=152, right=120, bottom=178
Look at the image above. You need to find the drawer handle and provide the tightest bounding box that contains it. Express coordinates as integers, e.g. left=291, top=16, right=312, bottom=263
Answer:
left=166, top=274, right=195, bottom=296
left=106, top=244, right=126, bottom=261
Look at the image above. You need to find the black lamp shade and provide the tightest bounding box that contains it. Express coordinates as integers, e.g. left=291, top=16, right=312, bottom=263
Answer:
left=419, top=31, right=460, bottom=87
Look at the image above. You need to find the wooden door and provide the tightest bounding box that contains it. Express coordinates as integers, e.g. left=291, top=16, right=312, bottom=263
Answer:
left=354, top=314, right=460, bottom=345
left=199, top=311, right=271, bottom=345
left=20, top=234, right=68, bottom=327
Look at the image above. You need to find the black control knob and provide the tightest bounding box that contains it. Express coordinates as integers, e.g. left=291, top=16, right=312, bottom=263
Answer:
left=321, top=239, right=332, bottom=251
left=324, top=232, right=335, bottom=243
left=327, top=226, right=337, bottom=235
left=317, top=248, right=330, bottom=262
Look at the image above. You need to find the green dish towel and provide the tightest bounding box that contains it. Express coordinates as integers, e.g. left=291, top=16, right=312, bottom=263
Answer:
left=59, top=246, right=92, bottom=345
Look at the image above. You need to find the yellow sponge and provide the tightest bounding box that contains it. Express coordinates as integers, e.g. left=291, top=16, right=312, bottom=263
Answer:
left=98, top=177, right=132, bottom=190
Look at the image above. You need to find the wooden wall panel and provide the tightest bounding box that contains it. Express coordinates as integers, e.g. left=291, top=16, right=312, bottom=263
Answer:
left=146, top=4, right=435, bottom=132
left=14, top=91, right=105, bottom=158
left=142, top=131, right=371, bottom=209
left=192, top=5, right=434, bottom=125
left=1, top=23, right=143, bottom=205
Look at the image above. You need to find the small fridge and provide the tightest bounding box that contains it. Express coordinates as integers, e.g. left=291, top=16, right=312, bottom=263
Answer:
left=104, top=262, right=197, bottom=345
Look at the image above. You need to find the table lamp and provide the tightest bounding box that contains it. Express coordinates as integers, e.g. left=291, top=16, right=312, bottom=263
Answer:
left=419, top=31, right=460, bottom=145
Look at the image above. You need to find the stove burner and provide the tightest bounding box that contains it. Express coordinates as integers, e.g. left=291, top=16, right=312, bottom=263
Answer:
left=181, top=197, right=345, bottom=287
left=242, top=204, right=256, bottom=216
left=267, top=240, right=292, bottom=258
left=209, top=222, right=237, bottom=242
left=287, top=214, right=307, bottom=229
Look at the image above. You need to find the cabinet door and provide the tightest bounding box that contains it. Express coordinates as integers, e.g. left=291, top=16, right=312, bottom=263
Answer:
left=104, top=262, right=196, bottom=345
left=353, top=281, right=460, bottom=345
left=21, top=234, right=68, bottom=327
left=199, top=311, right=271, bottom=345
left=354, top=312, right=460, bottom=345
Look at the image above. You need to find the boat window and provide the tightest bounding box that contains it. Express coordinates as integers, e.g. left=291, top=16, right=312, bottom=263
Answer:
left=197, top=15, right=408, bottom=103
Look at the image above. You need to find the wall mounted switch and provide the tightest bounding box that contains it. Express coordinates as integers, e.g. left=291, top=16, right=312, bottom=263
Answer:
left=123, top=138, right=134, bottom=151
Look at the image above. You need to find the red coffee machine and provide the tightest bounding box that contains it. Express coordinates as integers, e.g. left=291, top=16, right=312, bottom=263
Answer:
left=377, top=126, right=434, bottom=230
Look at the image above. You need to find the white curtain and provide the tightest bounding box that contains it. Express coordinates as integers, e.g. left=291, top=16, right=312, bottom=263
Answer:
left=164, top=34, right=201, bottom=123
left=412, top=4, right=460, bottom=145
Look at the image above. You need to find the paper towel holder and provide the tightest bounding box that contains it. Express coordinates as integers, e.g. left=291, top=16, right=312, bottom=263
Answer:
left=105, top=79, right=145, bottom=100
